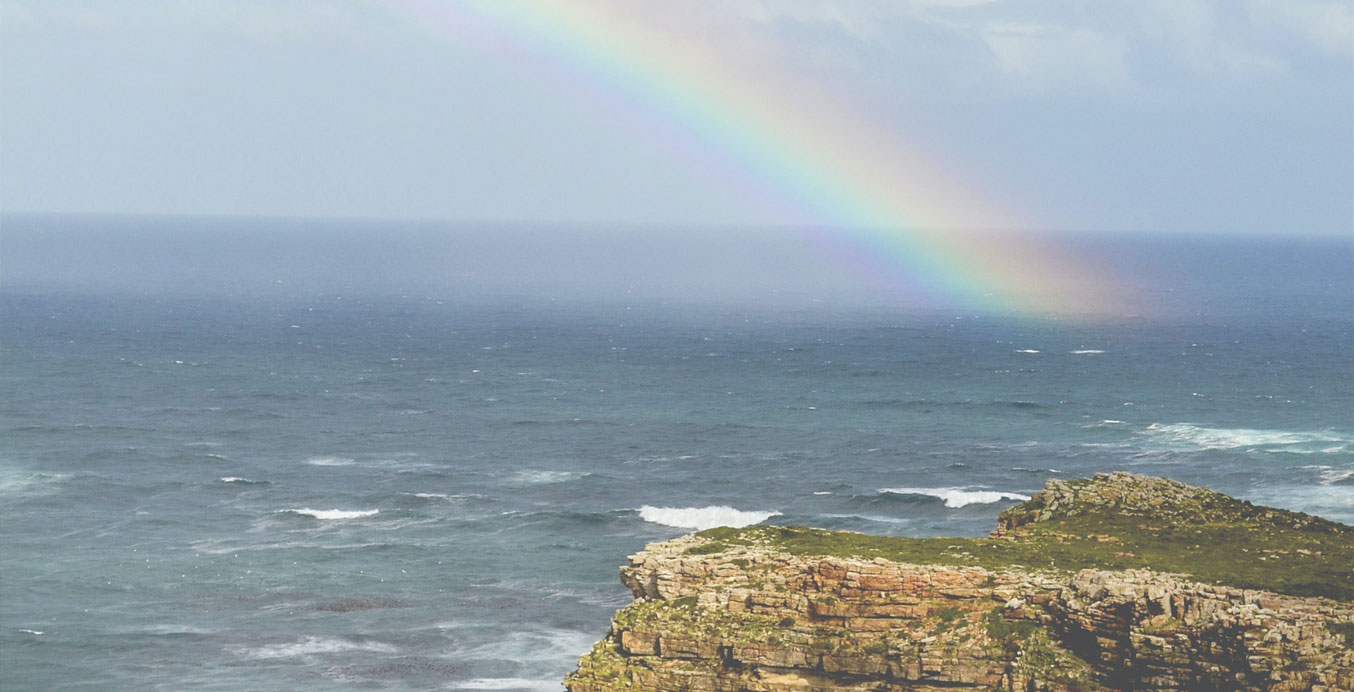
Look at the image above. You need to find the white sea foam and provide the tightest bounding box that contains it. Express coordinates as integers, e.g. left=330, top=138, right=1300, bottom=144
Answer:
left=190, top=538, right=394, bottom=554
left=1320, top=469, right=1354, bottom=485
left=879, top=487, right=1031, bottom=508
left=638, top=505, right=780, bottom=530
left=305, top=456, right=355, bottom=466
left=1070, top=349, right=1105, bottom=354
left=1014, top=349, right=1040, bottom=354
left=18, top=629, right=44, bottom=636
left=457, top=679, right=561, bottom=691
left=412, top=492, right=476, bottom=501
left=457, top=628, right=599, bottom=675
left=239, top=636, right=397, bottom=660
left=280, top=508, right=379, bottom=520
left=1080, top=419, right=1126, bottom=429
left=133, top=624, right=216, bottom=635
left=509, top=470, right=586, bottom=485
left=631, top=454, right=699, bottom=462
left=822, top=513, right=911, bottom=525
left=220, top=477, right=264, bottom=484
left=1142, top=423, right=1351, bottom=452
left=0, top=471, right=70, bottom=495
left=1246, top=485, right=1354, bottom=525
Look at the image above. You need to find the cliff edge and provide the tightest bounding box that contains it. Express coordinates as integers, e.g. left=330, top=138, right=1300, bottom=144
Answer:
left=566, top=472, right=1354, bottom=691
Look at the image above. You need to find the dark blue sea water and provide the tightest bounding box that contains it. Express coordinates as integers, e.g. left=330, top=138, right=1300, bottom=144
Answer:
left=2, top=217, right=1350, bottom=690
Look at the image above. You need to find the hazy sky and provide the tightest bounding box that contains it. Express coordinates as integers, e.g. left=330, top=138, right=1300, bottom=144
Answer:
left=2, top=0, right=1351, bottom=236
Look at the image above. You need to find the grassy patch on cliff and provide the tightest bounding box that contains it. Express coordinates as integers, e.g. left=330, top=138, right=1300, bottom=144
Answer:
left=693, top=474, right=1354, bottom=601
left=613, top=597, right=795, bottom=645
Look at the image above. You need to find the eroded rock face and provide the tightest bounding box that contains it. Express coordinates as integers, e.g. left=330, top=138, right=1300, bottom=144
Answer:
left=566, top=474, right=1354, bottom=692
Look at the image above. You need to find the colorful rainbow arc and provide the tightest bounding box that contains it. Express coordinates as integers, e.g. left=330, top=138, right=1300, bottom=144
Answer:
left=389, top=0, right=1125, bottom=317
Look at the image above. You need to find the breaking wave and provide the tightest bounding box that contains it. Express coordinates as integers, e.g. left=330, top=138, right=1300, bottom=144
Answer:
left=877, top=487, right=1030, bottom=509
left=1142, top=424, right=1351, bottom=453
left=1319, top=469, right=1354, bottom=486
left=305, top=456, right=355, bottom=466
left=238, top=636, right=397, bottom=660
left=508, top=470, right=588, bottom=485
left=638, top=505, right=780, bottom=530
left=279, top=508, right=379, bottom=520
left=220, top=477, right=267, bottom=485
left=457, top=679, right=562, bottom=691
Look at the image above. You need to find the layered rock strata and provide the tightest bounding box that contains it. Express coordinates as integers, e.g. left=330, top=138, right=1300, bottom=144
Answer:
left=566, top=473, right=1354, bottom=692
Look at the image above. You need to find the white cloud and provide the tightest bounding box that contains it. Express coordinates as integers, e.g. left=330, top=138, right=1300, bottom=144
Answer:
left=1247, top=0, right=1354, bottom=58
left=0, top=3, right=38, bottom=33
left=692, top=0, right=895, bottom=40
left=0, top=1, right=120, bottom=35
left=668, top=0, right=1344, bottom=100
left=168, top=1, right=369, bottom=47
left=0, top=1, right=373, bottom=46
left=905, top=0, right=1002, bottom=7
left=980, top=22, right=1134, bottom=95
left=1139, top=0, right=1290, bottom=79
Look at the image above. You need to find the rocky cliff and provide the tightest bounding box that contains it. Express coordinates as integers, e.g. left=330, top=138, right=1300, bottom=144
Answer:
left=566, top=473, right=1354, bottom=692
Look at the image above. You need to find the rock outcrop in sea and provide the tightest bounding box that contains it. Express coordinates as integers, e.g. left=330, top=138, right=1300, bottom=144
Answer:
left=566, top=472, right=1354, bottom=691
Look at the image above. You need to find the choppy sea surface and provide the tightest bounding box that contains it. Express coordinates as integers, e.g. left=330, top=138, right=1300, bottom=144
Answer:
left=2, top=219, right=1351, bottom=690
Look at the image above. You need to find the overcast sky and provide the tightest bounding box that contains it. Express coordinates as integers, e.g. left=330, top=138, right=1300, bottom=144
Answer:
left=1, top=0, right=1351, bottom=236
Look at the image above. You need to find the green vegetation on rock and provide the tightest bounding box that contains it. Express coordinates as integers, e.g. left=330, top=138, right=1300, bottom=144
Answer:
left=612, top=596, right=795, bottom=646
left=693, top=472, right=1354, bottom=600
left=571, top=474, right=1354, bottom=692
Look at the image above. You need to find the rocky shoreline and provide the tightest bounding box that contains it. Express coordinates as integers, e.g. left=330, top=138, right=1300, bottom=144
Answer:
left=565, top=473, right=1354, bottom=691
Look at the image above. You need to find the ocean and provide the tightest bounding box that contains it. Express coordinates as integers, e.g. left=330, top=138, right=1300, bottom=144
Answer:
left=2, top=217, right=1350, bottom=690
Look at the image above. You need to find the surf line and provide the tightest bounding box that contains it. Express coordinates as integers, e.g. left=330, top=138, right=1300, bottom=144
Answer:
left=389, top=0, right=1124, bottom=317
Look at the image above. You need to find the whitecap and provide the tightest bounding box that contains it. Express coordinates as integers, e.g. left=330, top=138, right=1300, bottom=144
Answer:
left=638, top=505, right=780, bottom=530
left=305, top=456, right=355, bottom=466
left=1070, top=349, right=1105, bottom=354
left=508, top=470, right=585, bottom=485
left=1141, top=423, right=1351, bottom=453
left=1245, top=485, right=1354, bottom=525
left=0, top=471, right=70, bottom=496
left=220, top=477, right=265, bottom=485
left=632, top=454, right=699, bottom=463
left=279, top=508, right=379, bottom=520
left=190, top=539, right=394, bottom=554
left=456, top=679, right=561, bottom=691
left=459, top=627, right=599, bottom=661
left=1014, top=349, right=1040, bottom=354
left=238, top=636, right=396, bottom=660
left=132, top=624, right=216, bottom=635
left=1320, top=469, right=1354, bottom=485
left=821, top=513, right=911, bottom=525
left=878, top=487, right=1030, bottom=508
left=1080, top=419, right=1126, bottom=429
left=18, top=629, right=44, bottom=636
left=411, top=492, right=476, bottom=501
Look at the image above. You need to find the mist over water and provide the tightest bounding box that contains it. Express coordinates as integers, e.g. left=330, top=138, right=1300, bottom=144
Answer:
left=1, top=214, right=899, bottom=309
left=2, top=215, right=1350, bottom=690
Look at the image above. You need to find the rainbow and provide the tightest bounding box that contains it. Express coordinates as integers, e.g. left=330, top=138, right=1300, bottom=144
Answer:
left=389, top=0, right=1125, bottom=317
